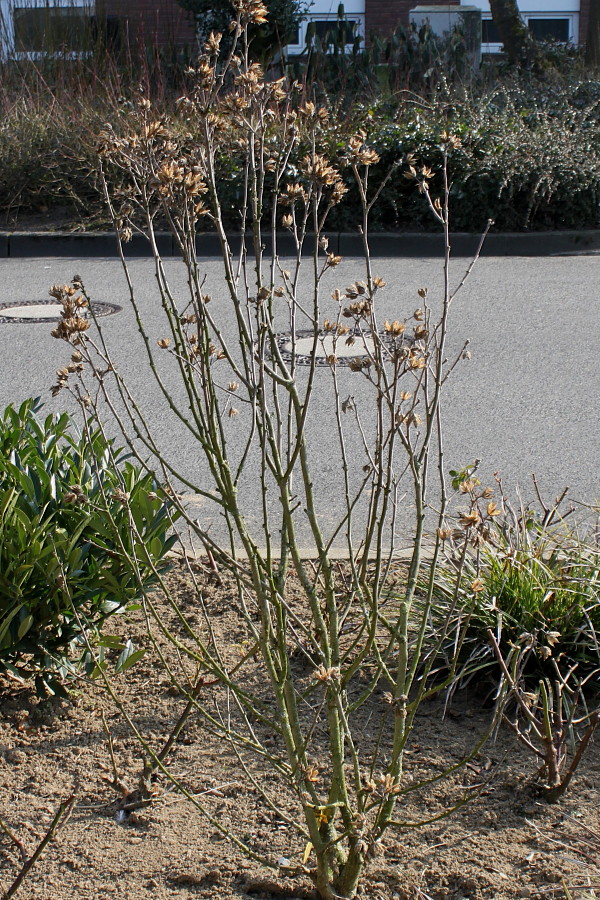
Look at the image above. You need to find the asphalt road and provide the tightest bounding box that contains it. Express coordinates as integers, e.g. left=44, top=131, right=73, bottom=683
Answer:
left=1, top=252, right=598, bottom=551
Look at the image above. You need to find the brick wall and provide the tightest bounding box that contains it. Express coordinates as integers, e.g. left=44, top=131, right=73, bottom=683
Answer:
left=98, top=0, right=197, bottom=48
left=366, top=0, right=460, bottom=40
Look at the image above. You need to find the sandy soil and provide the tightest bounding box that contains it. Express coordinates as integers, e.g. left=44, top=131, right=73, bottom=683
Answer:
left=1, top=560, right=598, bottom=900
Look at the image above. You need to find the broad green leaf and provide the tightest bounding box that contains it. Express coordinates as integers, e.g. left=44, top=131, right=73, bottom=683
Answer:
left=17, top=615, right=34, bottom=639
left=117, top=647, right=146, bottom=673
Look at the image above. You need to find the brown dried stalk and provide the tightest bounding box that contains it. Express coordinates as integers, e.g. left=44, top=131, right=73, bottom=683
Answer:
left=489, top=629, right=599, bottom=802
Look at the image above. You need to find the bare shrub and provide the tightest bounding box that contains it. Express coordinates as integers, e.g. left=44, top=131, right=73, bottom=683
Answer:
left=48, top=4, right=499, bottom=896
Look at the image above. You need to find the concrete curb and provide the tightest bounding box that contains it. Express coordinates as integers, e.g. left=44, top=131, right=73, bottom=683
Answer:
left=170, top=545, right=427, bottom=562
left=1, top=229, right=599, bottom=259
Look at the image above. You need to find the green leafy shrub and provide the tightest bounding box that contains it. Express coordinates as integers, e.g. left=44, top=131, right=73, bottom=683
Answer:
left=206, top=74, right=600, bottom=232
left=0, top=398, right=178, bottom=694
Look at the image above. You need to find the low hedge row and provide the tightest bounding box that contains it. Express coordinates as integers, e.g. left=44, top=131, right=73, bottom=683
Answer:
left=1, top=71, right=599, bottom=232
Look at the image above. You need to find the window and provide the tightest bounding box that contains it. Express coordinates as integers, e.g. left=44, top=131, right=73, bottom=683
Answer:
left=13, top=5, right=91, bottom=52
left=527, top=17, right=570, bottom=41
left=481, top=12, right=575, bottom=52
left=285, top=13, right=365, bottom=54
left=481, top=17, right=500, bottom=44
left=310, top=18, right=359, bottom=45
left=0, top=1, right=94, bottom=58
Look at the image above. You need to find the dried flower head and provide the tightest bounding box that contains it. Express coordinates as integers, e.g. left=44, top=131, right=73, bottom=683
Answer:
left=344, top=281, right=368, bottom=300
left=50, top=285, right=92, bottom=343
left=348, top=131, right=380, bottom=166
left=204, top=31, right=222, bottom=54
left=313, top=665, right=340, bottom=683
left=408, top=352, right=426, bottom=370
left=458, top=510, right=481, bottom=529
left=384, top=320, right=406, bottom=336
left=301, top=154, right=341, bottom=188
left=304, top=765, right=320, bottom=784
left=343, top=299, right=370, bottom=319
left=378, top=774, right=400, bottom=796
left=440, top=131, right=461, bottom=149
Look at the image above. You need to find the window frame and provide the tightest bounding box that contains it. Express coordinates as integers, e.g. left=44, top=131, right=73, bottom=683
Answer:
left=285, top=12, right=365, bottom=55
left=481, top=10, right=578, bottom=53
left=0, top=0, right=95, bottom=60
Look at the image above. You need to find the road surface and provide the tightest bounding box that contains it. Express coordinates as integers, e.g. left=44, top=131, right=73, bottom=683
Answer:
left=1, top=251, right=598, bottom=551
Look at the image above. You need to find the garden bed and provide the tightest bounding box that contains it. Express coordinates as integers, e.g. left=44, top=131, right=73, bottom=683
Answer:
left=1, top=559, right=598, bottom=900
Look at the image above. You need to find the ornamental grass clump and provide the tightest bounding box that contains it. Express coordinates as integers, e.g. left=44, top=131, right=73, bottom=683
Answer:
left=48, top=3, right=499, bottom=896
left=426, top=477, right=600, bottom=690
left=424, top=477, right=599, bottom=801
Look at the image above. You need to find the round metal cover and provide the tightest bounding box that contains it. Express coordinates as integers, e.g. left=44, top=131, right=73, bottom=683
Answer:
left=0, top=299, right=122, bottom=324
left=275, top=328, right=407, bottom=367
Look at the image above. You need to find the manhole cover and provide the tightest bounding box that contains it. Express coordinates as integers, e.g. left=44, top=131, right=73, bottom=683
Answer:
left=275, top=329, right=407, bottom=367
left=0, top=300, right=122, bottom=324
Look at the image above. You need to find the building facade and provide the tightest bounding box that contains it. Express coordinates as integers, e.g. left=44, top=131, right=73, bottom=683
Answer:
left=0, top=0, right=592, bottom=58
left=366, top=0, right=591, bottom=49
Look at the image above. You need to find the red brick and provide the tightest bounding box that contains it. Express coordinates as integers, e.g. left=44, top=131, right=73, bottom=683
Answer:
left=98, top=0, right=196, bottom=48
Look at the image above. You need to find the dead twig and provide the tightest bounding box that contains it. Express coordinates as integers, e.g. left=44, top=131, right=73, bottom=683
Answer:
left=1, top=792, right=77, bottom=900
left=0, top=816, right=27, bottom=862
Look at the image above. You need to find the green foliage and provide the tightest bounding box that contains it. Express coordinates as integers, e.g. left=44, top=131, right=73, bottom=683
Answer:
left=0, top=398, right=178, bottom=695
left=326, top=77, right=600, bottom=231
left=0, top=42, right=598, bottom=231
left=191, top=72, right=600, bottom=232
